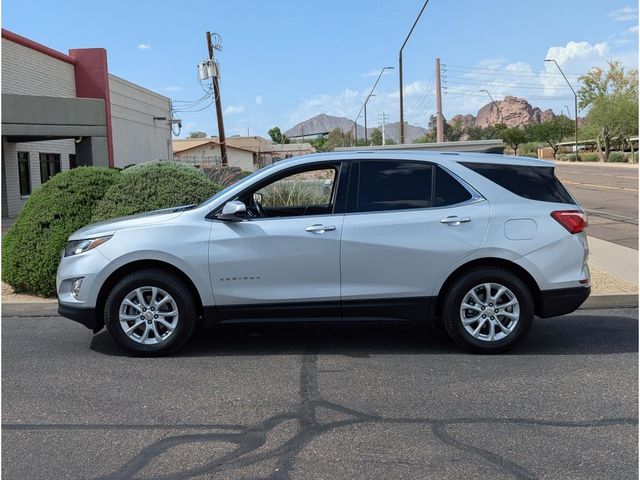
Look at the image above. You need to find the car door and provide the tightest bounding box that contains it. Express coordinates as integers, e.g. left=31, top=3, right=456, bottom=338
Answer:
left=340, top=159, right=490, bottom=321
left=208, top=161, right=348, bottom=321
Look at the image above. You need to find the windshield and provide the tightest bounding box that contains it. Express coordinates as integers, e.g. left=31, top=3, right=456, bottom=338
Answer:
left=195, top=162, right=281, bottom=208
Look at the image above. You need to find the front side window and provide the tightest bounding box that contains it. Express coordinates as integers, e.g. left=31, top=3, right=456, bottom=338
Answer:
left=355, top=160, right=433, bottom=213
left=18, top=151, right=31, bottom=196
left=39, top=153, right=61, bottom=183
left=245, top=167, right=337, bottom=218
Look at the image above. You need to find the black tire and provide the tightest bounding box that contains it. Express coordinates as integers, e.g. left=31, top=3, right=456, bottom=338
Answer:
left=104, top=269, right=197, bottom=356
left=442, top=267, right=534, bottom=354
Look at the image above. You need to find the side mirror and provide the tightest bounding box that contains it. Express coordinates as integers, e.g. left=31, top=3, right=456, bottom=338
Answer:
left=218, top=200, right=247, bottom=221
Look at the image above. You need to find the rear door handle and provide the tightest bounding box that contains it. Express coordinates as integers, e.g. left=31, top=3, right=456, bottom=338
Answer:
left=305, top=224, right=336, bottom=233
left=440, top=216, right=471, bottom=225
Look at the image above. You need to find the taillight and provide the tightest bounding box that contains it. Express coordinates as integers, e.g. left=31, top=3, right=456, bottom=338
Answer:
left=551, top=210, right=588, bottom=234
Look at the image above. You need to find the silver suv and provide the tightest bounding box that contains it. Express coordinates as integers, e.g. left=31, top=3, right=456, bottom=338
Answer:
left=57, top=151, right=590, bottom=355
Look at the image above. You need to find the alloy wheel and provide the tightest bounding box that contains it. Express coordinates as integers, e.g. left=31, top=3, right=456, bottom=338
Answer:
left=118, top=286, right=179, bottom=345
left=459, top=282, right=520, bottom=342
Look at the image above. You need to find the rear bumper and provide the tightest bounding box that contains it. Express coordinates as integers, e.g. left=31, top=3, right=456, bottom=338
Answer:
left=537, top=286, right=591, bottom=318
left=58, top=302, right=103, bottom=333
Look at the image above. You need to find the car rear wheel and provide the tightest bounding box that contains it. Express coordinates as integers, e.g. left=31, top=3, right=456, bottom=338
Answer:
left=104, top=269, right=197, bottom=356
left=443, top=267, right=534, bottom=354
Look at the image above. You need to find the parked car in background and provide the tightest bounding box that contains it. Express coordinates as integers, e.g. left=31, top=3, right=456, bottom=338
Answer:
left=57, top=151, right=590, bottom=354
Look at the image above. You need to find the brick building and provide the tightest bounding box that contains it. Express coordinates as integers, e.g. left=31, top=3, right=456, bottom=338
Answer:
left=1, top=29, right=172, bottom=218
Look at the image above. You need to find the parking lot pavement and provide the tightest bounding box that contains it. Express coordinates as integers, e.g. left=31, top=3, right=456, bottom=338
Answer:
left=554, top=162, right=638, bottom=250
left=2, top=309, right=638, bottom=480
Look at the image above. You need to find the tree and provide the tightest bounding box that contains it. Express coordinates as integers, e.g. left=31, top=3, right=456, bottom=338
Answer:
left=370, top=128, right=383, bottom=146
left=501, top=128, right=528, bottom=155
left=187, top=131, right=207, bottom=138
left=526, top=117, right=573, bottom=158
left=578, top=61, right=638, bottom=161
left=268, top=127, right=290, bottom=144
left=324, top=128, right=348, bottom=151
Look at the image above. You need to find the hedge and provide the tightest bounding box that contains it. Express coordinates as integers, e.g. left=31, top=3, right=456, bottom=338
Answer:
left=91, top=161, right=222, bottom=222
left=2, top=167, right=120, bottom=296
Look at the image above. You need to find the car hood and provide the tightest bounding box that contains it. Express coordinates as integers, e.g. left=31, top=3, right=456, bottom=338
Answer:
left=69, top=207, right=188, bottom=240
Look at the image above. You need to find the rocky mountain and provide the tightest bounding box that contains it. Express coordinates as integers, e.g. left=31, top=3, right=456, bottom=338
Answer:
left=285, top=114, right=426, bottom=143
left=456, top=96, right=558, bottom=129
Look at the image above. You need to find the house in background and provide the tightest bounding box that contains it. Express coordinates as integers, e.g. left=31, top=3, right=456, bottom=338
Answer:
left=1, top=29, right=172, bottom=218
left=173, top=136, right=315, bottom=171
left=172, top=138, right=255, bottom=171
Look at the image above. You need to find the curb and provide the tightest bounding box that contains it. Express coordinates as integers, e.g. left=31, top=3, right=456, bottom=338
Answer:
left=581, top=294, right=638, bottom=310
left=2, top=294, right=638, bottom=318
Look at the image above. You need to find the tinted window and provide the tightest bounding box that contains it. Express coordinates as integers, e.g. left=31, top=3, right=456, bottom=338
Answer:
left=460, top=162, right=575, bottom=204
left=434, top=166, right=472, bottom=206
left=356, top=161, right=432, bottom=212
left=18, top=151, right=31, bottom=196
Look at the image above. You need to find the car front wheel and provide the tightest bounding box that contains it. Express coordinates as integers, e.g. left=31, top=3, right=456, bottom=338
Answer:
left=443, top=267, right=534, bottom=354
left=104, top=269, right=197, bottom=355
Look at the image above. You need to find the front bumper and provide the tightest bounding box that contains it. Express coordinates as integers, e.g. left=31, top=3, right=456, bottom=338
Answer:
left=58, top=302, right=102, bottom=333
left=537, top=286, right=591, bottom=318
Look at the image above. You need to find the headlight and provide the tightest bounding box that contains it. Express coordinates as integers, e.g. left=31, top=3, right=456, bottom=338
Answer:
left=64, top=235, right=112, bottom=257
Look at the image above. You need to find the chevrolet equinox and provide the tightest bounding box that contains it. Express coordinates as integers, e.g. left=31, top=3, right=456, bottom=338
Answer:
left=57, top=151, right=590, bottom=354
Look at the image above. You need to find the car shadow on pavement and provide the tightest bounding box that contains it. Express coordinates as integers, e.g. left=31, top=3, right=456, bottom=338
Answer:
left=90, top=311, right=638, bottom=358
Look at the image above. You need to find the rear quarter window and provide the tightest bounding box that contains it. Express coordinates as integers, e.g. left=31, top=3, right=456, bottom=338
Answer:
left=460, top=162, right=575, bottom=204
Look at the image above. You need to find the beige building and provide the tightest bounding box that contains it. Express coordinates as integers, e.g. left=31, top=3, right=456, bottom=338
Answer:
left=172, top=139, right=255, bottom=171
left=173, top=136, right=316, bottom=171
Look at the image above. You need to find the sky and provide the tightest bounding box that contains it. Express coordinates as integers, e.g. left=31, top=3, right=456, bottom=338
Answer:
left=3, top=0, right=638, bottom=138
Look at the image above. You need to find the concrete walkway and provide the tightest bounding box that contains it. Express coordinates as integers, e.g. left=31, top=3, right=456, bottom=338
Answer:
left=589, top=236, right=638, bottom=285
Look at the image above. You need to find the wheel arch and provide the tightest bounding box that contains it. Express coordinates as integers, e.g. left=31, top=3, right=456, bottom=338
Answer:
left=95, top=260, right=205, bottom=331
left=434, top=257, right=543, bottom=320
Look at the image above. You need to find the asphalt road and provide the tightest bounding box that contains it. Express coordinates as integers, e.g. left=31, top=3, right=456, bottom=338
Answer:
left=555, top=163, right=638, bottom=249
left=2, top=309, right=638, bottom=479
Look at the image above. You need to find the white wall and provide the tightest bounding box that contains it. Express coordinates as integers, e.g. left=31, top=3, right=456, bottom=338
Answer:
left=2, top=38, right=75, bottom=97
left=3, top=138, right=74, bottom=217
left=109, top=75, right=172, bottom=168
left=174, top=143, right=255, bottom=171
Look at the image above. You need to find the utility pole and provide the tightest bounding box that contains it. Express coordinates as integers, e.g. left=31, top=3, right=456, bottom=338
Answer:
left=378, top=112, right=389, bottom=145
left=206, top=31, right=227, bottom=166
left=546, top=59, right=579, bottom=161
left=399, top=0, right=431, bottom=144
left=435, top=57, right=444, bottom=143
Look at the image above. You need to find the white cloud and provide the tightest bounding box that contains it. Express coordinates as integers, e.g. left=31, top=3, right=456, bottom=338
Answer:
left=628, top=25, right=639, bottom=33
left=255, top=95, right=263, bottom=105
left=163, top=85, right=182, bottom=92
left=542, top=41, right=610, bottom=95
left=608, top=6, right=638, bottom=21
left=224, top=105, right=245, bottom=115
left=137, top=43, right=151, bottom=50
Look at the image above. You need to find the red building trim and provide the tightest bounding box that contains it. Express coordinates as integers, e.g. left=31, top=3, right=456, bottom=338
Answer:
left=1, top=29, right=77, bottom=65
left=68, top=48, right=114, bottom=168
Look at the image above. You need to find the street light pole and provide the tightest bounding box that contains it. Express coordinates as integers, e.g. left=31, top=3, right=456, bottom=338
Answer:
left=546, top=59, right=579, bottom=161
left=364, top=94, right=376, bottom=145
left=399, top=0, right=431, bottom=144
left=479, top=89, right=503, bottom=125
left=353, top=66, right=393, bottom=147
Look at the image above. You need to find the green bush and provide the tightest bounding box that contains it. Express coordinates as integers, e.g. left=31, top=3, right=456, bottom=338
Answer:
left=607, top=152, right=627, bottom=163
left=579, top=153, right=600, bottom=162
left=201, top=165, right=252, bottom=187
left=91, top=161, right=222, bottom=222
left=2, top=167, right=120, bottom=296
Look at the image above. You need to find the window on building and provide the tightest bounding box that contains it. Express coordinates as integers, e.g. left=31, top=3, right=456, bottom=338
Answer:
left=69, top=154, right=77, bottom=169
left=355, top=160, right=433, bottom=213
left=18, top=152, right=31, bottom=196
left=39, top=153, right=61, bottom=183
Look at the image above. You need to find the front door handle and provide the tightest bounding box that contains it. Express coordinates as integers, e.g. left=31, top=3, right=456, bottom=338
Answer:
left=440, top=216, right=471, bottom=226
left=305, top=224, right=336, bottom=233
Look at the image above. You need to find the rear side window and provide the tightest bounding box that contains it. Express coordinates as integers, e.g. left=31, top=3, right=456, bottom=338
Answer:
left=460, top=162, right=575, bottom=204
left=434, top=166, right=472, bottom=207
left=356, top=160, right=432, bottom=212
